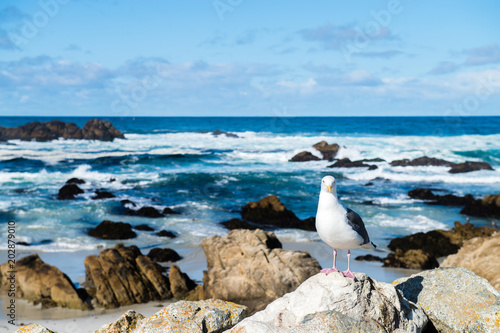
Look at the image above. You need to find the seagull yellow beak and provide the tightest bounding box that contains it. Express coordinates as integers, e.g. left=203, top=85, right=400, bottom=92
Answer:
left=327, top=185, right=332, bottom=193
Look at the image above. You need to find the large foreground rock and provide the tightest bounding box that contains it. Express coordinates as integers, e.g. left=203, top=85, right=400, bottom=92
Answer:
left=14, top=324, right=54, bottom=333
left=0, top=119, right=125, bottom=142
left=84, top=244, right=172, bottom=308
left=201, top=229, right=321, bottom=313
left=442, top=232, right=500, bottom=291
left=0, top=254, right=90, bottom=310
left=231, top=272, right=427, bottom=332
left=96, top=299, right=247, bottom=333
left=394, top=267, right=500, bottom=333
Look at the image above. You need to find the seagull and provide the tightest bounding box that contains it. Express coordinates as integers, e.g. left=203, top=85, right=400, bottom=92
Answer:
left=316, top=175, right=376, bottom=278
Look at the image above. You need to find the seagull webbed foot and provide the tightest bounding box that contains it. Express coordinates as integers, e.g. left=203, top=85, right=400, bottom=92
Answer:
left=341, top=269, right=354, bottom=278
left=321, top=268, right=338, bottom=275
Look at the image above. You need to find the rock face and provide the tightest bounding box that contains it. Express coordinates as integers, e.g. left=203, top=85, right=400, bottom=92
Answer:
left=88, top=220, right=137, bottom=240
left=394, top=267, right=500, bottom=333
left=83, top=244, right=172, bottom=308
left=390, top=156, right=454, bottom=167
left=449, top=161, right=494, bottom=173
left=241, top=195, right=315, bottom=231
left=201, top=229, right=321, bottom=313
left=57, top=184, right=84, bottom=200
left=0, top=119, right=124, bottom=142
left=442, top=233, right=500, bottom=291
left=312, top=140, right=340, bottom=161
left=328, top=158, right=378, bottom=169
left=169, top=265, right=197, bottom=299
left=0, top=254, right=90, bottom=310
left=98, top=299, right=247, bottom=333
left=231, top=272, right=427, bottom=333
left=461, top=193, right=500, bottom=218
left=289, top=151, right=320, bottom=162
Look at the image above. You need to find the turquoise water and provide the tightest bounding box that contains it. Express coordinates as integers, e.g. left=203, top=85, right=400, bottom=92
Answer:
left=0, top=116, right=499, bottom=255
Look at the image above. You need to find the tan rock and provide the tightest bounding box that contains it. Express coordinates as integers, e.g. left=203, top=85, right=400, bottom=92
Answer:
left=441, top=232, right=500, bottom=291
left=14, top=324, right=54, bottom=333
left=201, top=229, right=321, bottom=313
left=0, top=254, right=90, bottom=310
left=95, top=310, right=144, bottom=333
left=169, top=265, right=197, bottom=299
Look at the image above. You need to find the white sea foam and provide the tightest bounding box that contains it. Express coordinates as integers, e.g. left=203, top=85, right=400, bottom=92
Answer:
left=372, top=213, right=449, bottom=232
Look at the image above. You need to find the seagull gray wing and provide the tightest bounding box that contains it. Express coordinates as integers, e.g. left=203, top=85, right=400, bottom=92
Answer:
left=345, top=208, right=371, bottom=245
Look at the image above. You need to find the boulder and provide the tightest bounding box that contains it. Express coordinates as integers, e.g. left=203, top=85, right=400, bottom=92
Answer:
left=231, top=272, right=427, bottom=332
left=0, top=254, right=90, bottom=310
left=88, top=220, right=137, bottom=240
left=81, top=119, right=125, bottom=141
left=147, top=248, right=181, bottom=263
left=408, top=188, right=476, bottom=206
left=65, top=177, right=85, bottom=184
left=390, top=156, right=454, bottom=167
left=328, top=158, right=377, bottom=169
left=383, top=249, right=439, bottom=269
left=449, top=161, right=494, bottom=173
left=169, top=265, right=197, bottom=299
left=14, top=324, right=54, bottom=333
left=98, top=299, right=247, bottom=333
left=241, top=195, right=313, bottom=230
left=136, top=206, right=164, bottom=218
left=441, top=233, right=500, bottom=291
left=355, top=254, right=384, bottom=262
left=83, top=244, right=172, bottom=308
left=394, top=267, right=500, bottom=333
left=220, top=218, right=258, bottom=230
left=289, top=151, right=320, bottom=162
left=156, top=230, right=177, bottom=238
left=200, top=229, right=321, bottom=313
left=57, top=184, right=84, bottom=200
left=92, top=190, right=116, bottom=200
left=134, top=224, right=155, bottom=231
left=461, top=193, right=500, bottom=218
left=312, top=141, right=340, bottom=161
left=162, top=207, right=180, bottom=215
left=95, top=310, right=144, bottom=333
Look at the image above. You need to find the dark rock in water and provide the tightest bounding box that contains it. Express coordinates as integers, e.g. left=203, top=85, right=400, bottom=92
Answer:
left=300, top=217, right=316, bottom=231
left=220, top=218, right=258, bottom=230
left=212, top=129, right=239, bottom=138
left=0, top=119, right=124, bottom=142
left=81, top=119, right=125, bottom=141
left=134, top=224, right=155, bottom=231
left=241, top=195, right=314, bottom=231
left=169, top=265, right=197, bottom=299
left=66, top=178, right=86, bottom=184
left=312, top=141, right=340, bottom=161
left=109, top=177, right=116, bottom=182
left=355, top=254, right=384, bottom=262
left=157, top=230, right=177, bottom=238
left=16, top=241, right=30, bottom=246
left=390, top=156, right=455, bottom=167
left=162, top=207, right=180, bottom=215
left=328, top=158, right=375, bottom=169
left=289, top=151, right=320, bottom=162
left=0, top=254, right=91, bottom=309
left=88, top=220, right=137, bottom=239
left=362, top=157, right=386, bottom=162
left=461, top=193, right=500, bottom=218
left=408, top=188, right=436, bottom=200
left=58, top=184, right=84, bottom=200
left=449, top=161, right=494, bottom=173
left=136, top=206, right=164, bottom=218
left=383, top=249, right=439, bottom=269
left=368, top=165, right=378, bottom=170
left=364, top=182, right=374, bottom=186
left=92, top=190, right=116, bottom=200
left=84, top=244, right=172, bottom=308
left=121, top=199, right=136, bottom=207
left=408, top=188, right=476, bottom=206
left=147, top=248, right=181, bottom=263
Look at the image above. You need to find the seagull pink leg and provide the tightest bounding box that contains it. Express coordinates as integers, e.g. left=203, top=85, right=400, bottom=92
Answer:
left=342, top=250, right=355, bottom=278
left=321, top=249, right=338, bottom=274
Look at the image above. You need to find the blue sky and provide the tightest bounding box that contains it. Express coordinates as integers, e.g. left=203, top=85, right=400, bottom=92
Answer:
left=0, top=0, right=499, bottom=117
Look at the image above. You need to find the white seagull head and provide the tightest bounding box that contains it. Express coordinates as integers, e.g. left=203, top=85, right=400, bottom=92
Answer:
left=321, top=175, right=337, bottom=195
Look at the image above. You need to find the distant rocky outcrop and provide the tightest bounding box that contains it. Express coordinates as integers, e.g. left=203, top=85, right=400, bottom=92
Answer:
left=96, top=299, right=247, bottom=333
left=88, top=220, right=137, bottom=240
left=220, top=218, right=258, bottom=230
left=312, top=140, right=340, bottom=161
left=211, top=129, right=239, bottom=138
left=328, top=158, right=378, bottom=169
left=394, top=267, right=500, bottom=333
left=57, top=183, right=84, bottom=200
left=460, top=193, right=500, bottom=218
left=449, top=161, right=494, bottom=173
left=91, top=189, right=116, bottom=200
left=408, top=188, right=476, bottom=206
left=241, top=195, right=315, bottom=231
left=289, top=151, right=320, bottom=162
left=124, top=205, right=180, bottom=218
left=390, top=156, right=454, bottom=167
left=0, top=119, right=125, bottom=142
left=0, top=254, right=91, bottom=310
left=231, top=272, right=427, bottom=332
left=200, top=229, right=321, bottom=314
left=442, top=232, right=500, bottom=291
left=83, top=244, right=172, bottom=308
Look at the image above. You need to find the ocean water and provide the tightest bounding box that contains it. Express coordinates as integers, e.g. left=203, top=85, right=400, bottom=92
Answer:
left=0, top=116, right=499, bottom=261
